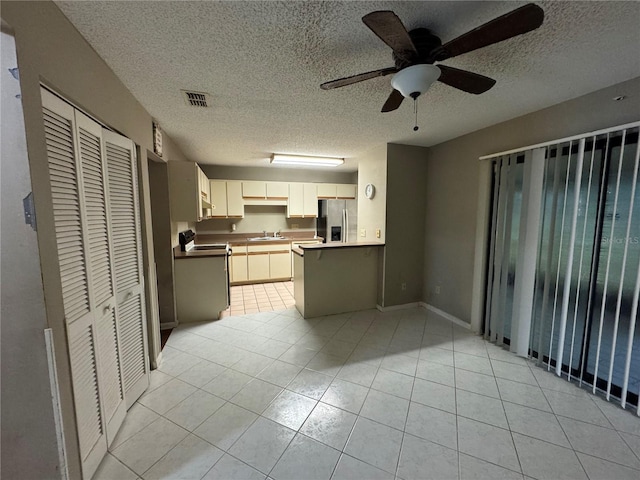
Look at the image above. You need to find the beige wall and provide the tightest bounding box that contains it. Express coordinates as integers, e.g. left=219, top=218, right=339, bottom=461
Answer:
left=1, top=2, right=191, bottom=476
left=202, top=165, right=357, bottom=184
left=355, top=144, right=387, bottom=243
left=383, top=144, right=428, bottom=307
left=424, top=76, right=640, bottom=323
left=1, top=29, right=61, bottom=479
left=197, top=206, right=315, bottom=235
left=149, top=159, right=177, bottom=325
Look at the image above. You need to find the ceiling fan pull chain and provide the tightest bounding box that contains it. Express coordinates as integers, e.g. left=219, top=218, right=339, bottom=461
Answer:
left=413, top=98, right=419, bottom=131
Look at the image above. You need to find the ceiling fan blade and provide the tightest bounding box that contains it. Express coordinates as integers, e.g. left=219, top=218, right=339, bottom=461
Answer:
left=438, top=3, right=544, bottom=60
left=320, top=67, right=397, bottom=90
left=437, top=65, right=496, bottom=94
left=381, top=89, right=404, bottom=112
left=362, top=11, right=418, bottom=62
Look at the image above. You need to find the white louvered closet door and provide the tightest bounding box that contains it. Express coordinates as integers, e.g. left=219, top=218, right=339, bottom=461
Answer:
left=103, top=129, right=149, bottom=406
left=75, top=111, right=127, bottom=446
left=42, top=89, right=107, bottom=479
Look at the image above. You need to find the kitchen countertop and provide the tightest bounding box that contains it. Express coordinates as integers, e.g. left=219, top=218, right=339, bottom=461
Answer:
left=174, top=232, right=323, bottom=258
left=293, top=241, right=385, bottom=256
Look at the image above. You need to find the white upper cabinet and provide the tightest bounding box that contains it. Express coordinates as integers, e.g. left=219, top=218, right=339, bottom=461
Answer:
left=266, top=181, right=289, bottom=198
left=209, top=180, right=228, bottom=217
left=336, top=184, right=357, bottom=199
left=317, top=183, right=356, bottom=199
left=288, top=183, right=317, bottom=218
left=303, top=183, right=318, bottom=217
left=242, top=180, right=266, bottom=198
left=210, top=180, right=244, bottom=218
left=226, top=181, right=244, bottom=217
left=317, top=183, right=337, bottom=199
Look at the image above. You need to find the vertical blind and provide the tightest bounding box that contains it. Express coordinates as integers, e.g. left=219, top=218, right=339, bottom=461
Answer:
left=484, top=124, right=640, bottom=413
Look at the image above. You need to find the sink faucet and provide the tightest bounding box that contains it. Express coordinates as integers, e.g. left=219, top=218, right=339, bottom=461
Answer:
left=274, top=230, right=280, bottom=238
left=262, top=230, right=267, bottom=237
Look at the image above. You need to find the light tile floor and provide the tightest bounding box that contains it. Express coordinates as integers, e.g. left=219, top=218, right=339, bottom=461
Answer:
left=225, top=281, right=295, bottom=316
left=96, top=307, right=640, bottom=480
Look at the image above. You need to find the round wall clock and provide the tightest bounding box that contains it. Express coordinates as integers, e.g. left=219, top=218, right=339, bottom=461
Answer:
left=365, top=183, right=376, bottom=199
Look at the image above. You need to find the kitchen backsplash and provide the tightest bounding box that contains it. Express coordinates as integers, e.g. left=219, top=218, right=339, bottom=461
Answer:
left=196, top=205, right=315, bottom=234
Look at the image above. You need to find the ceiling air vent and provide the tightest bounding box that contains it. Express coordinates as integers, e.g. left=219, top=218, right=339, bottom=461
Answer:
left=181, top=90, right=211, bottom=107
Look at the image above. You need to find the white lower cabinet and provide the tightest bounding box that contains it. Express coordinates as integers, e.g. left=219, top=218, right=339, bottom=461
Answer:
left=270, top=250, right=291, bottom=279
left=248, top=252, right=270, bottom=281
left=230, top=254, right=248, bottom=283
left=234, top=243, right=293, bottom=283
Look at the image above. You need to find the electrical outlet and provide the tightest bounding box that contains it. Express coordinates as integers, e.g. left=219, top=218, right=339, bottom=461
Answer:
left=435, top=286, right=441, bottom=294
left=360, top=228, right=366, bottom=237
left=376, top=229, right=381, bottom=238
left=401, top=283, right=407, bottom=291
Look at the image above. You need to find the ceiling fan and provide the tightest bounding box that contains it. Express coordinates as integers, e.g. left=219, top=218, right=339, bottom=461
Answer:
left=321, top=4, right=545, bottom=118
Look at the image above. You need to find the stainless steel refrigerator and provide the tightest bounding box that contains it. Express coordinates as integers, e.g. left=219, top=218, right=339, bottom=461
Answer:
left=317, top=199, right=357, bottom=243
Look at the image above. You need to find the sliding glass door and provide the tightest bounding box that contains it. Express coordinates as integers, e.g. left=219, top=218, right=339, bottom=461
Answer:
left=484, top=126, right=640, bottom=410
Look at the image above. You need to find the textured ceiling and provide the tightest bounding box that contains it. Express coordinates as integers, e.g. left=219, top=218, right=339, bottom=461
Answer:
left=55, top=1, right=640, bottom=171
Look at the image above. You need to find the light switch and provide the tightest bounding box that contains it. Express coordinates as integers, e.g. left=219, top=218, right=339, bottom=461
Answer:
left=360, top=228, right=366, bottom=237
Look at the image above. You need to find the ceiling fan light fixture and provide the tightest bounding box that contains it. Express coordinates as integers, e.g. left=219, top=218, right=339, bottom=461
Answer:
left=270, top=154, right=344, bottom=167
left=391, top=64, right=441, bottom=99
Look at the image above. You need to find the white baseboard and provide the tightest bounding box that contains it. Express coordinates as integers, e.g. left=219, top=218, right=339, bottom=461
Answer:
left=421, top=303, right=471, bottom=330
left=376, top=302, right=421, bottom=312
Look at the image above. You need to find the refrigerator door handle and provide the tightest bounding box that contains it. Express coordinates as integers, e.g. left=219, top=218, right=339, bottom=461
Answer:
left=343, top=209, right=348, bottom=243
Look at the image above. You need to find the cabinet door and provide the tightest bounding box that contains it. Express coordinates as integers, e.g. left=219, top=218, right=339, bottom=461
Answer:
left=270, top=251, right=291, bottom=279
left=226, top=181, right=244, bottom=217
left=303, top=183, right=318, bottom=217
left=209, top=180, right=228, bottom=217
left=231, top=254, right=248, bottom=282
left=248, top=253, right=270, bottom=280
left=198, top=167, right=210, bottom=202
left=317, top=183, right=337, bottom=199
left=336, top=184, right=357, bottom=199
left=197, top=167, right=209, bottom=219
left=242, top=181, right=266, bottom=198
left=104, top=129, right=149, bottom=407
left=266, top=181, right=289, bottom=199
left=288, top=183, right=304, bottom=217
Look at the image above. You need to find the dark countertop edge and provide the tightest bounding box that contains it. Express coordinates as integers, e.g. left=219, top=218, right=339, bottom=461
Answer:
left=300, top=242, right=385, bottom=250
left=173, top=246, right=228, bottom=258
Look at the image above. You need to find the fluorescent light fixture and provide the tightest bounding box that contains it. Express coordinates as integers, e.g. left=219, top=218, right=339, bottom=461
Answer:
left=270, top=154, right=344, bottom=167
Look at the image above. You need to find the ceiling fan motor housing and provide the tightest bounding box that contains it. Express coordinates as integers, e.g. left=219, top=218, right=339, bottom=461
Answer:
left=393, top=28, right=443, bottom=68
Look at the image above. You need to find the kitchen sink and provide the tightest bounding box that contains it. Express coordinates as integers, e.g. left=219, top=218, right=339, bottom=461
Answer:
left=248, top=236, right=286, bottom=241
